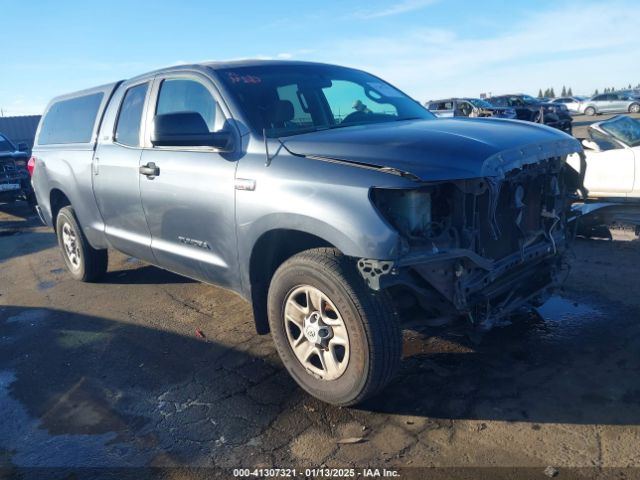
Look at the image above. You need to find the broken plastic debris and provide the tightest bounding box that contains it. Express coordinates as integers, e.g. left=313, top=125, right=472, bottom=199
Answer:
left=195, top=329, right=206, bottom=339
left=337, top=437, right=365, bottom=444
left=544, top=466, right=559, bottom=478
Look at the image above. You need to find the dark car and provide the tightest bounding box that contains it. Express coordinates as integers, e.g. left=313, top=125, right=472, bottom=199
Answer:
left=0, top=132, right=35, bottom=206
left=426, top=97, right=516, bottom=119
left=487, top=94, right=573, bottom=133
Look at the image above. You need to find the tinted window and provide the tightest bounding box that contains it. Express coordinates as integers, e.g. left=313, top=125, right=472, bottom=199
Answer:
left=488, top=97, right=506, bottom=107
left=432, top=101, right=453, bottom=110
left=0, top=134, right=15, bottom=152
left=276, top=84, right=313, bottom=127
left=115, top=83, right=148, bottom=147
left=38, top=93, right=104, bottom=145
left=218, top=64, right=433, bottom=138
left=156, top=79, right=223, bottom=132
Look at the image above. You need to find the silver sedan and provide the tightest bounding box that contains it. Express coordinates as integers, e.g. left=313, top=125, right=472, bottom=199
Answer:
left=578, top=93, right=640, bottom=115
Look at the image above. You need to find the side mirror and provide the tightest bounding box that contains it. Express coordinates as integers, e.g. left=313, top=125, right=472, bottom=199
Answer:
left=151, top=112, right=233, bottom=151
left=581, top=139, right=600, bottom=151
left=17, top=142, right=28, bottom=152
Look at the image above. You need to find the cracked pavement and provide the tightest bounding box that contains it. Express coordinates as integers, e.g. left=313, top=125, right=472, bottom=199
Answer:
left=1, top=201, right=640, bottom=476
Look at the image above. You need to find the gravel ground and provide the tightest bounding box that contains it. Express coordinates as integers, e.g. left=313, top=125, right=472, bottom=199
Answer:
left=1, top=121, right=640, bottom=478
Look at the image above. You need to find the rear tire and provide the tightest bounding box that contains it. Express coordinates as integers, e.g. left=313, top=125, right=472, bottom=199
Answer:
left=56, top=206, right=108, bottom=282
left=629, top=103, right=640, bottom=114
left=584, top=106, right=596, bottom=116
left=267, top=248, right=401, bottom=406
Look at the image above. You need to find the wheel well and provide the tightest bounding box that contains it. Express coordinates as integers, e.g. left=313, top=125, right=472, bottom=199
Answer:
left=249, top=230, right=334, bottom=334
left=50, top=189, right=71, bottom=231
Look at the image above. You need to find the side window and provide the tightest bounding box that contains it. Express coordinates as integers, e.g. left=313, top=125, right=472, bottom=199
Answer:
left=322, top=80, right=398, bottom=123
left=38, top=93, right=104, bottom=145
left=156, top=79, right=224, bottom=132
left=114, top=83, right=148, bottom=147
left=276, top=84, right=313, bottom=127
left=589, top=128, right=620, bottom=151
left=457, top=101, right=473, bottom=115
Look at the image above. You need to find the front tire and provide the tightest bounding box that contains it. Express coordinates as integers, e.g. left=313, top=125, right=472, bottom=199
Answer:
left=629, top=103, right=640, bottom=114
left=584, top=106, right=596, bottom=116
left=56, top=206, right=108, bottom=282
left=267, top=248, right=401, bottom=406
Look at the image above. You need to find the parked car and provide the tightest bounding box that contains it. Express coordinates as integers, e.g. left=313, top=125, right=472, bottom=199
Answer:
left=30, top=60, right=583, bottom=406
left=568, top=116, right=640, bottom=198
left=426, top=98, right=516, bottom=119
left=578, top=93, right=640, bottom=116
left=0, top=132, right=36, bottom=206
left=486, top=94, right=573, bottom=133
left=550, top=96, right=588, bottom=114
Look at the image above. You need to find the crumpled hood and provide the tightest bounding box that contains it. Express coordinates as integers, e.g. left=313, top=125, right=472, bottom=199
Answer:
left=282, top=118, right=581, bottom=181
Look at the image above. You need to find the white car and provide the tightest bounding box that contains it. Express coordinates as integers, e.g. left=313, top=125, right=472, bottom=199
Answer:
left=551, top=96, right=588, bottom=114
left=568, top=116, right=640, bottom=198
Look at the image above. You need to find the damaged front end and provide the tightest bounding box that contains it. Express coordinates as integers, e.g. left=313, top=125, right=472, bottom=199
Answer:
left=360, top=154, right=585, bottom=329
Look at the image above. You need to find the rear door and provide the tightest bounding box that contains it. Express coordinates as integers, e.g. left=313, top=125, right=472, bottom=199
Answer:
left=612, top=94, right=629, bottom=112
left=93, top=79, right=155, bottom=261
left=138, top=72, right=240, bottom=288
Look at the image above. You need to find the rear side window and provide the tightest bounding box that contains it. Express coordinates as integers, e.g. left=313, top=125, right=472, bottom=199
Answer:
left=115, top=83, right=148, bottom=147
left=38, top=93, right=104, bottom=145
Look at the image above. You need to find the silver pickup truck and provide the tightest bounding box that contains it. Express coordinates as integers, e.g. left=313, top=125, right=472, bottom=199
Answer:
left=30, top=60, right=584, bottom=405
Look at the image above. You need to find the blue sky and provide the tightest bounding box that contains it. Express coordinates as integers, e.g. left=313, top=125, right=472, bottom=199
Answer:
left=1, top=0, right=639, bottom=116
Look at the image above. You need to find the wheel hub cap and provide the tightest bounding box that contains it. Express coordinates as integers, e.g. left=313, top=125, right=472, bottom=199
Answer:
left=61, top=222, right=81, bottom=270
left=284, top=285, right=350, bottom=381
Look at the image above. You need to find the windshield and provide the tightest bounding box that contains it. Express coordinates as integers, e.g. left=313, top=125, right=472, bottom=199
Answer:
left=466, top=98, right=494, bottom=109
left=600, top=116, right=640, bottom=147
left=218, top=64, right=434, bottom=137
left=0, top=134, right=16, bottom=152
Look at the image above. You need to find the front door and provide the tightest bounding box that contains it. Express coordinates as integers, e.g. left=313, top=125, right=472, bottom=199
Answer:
left=93, top=80, right=155, bottom=262
left=138, top=73, right=240, bottom=288
left=584, top=129, right=634, bottom=195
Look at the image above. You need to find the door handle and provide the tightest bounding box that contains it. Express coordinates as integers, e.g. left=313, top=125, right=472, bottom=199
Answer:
left=139, top=162, right=160, bottom=177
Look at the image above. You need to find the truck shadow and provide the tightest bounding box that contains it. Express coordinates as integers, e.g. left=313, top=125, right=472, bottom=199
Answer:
left=0, top=305, right=294, bottom=467
left=1, top=295, right=639, bottom=466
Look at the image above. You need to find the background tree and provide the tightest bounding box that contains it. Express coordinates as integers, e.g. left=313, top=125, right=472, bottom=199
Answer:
left=594, top=88, right=599, bottom=95
left=538, top=89, right=543, bottom=98
left=561, top=85, right=567, bottom=96
left=549, top=87, right=556, bottom=98
left=567, top=87, right=573, bottom=96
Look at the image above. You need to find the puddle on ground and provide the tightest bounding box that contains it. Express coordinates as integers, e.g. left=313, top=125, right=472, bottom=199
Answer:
left=531, top=295, right=603, bottom=340
left=56, top=329, right=112, bottom=349
left=37, top=280, right=56, bottom=290
left=402, top=295, right=603, bottom=356
left=537, top=296, right=598, bottom=322
left=5, top=309, right=50, bottom=325
left=0, top=370, right=138, bottom=467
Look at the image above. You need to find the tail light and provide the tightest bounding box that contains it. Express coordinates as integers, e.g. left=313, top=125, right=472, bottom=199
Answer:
left=27, top=156, right=36, bottom=176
